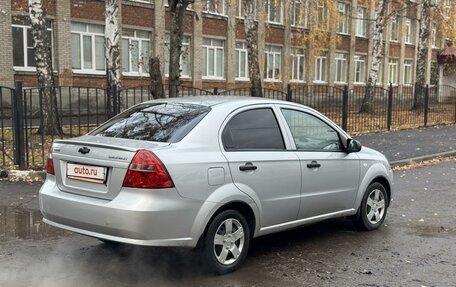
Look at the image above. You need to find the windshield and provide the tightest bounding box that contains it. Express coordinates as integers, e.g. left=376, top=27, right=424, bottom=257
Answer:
left=90, top=103, right=211, bottom=143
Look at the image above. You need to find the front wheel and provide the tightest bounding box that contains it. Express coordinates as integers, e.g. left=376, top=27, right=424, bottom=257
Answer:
left=353, top=182, right=388, bottom=231
left=202, top=210, right=250, bottom=274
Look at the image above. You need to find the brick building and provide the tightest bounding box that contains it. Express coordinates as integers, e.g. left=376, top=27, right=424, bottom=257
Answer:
left=0, top=0, right=443, bottom=90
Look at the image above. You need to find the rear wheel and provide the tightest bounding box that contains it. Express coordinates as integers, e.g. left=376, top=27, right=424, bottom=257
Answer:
left=353, top=182, right=388, bottom=231
left=202, top=210, right=250, bottom=274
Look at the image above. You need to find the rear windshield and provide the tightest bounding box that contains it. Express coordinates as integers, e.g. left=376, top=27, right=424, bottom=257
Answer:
left=90, top=103, right=211, bottom=143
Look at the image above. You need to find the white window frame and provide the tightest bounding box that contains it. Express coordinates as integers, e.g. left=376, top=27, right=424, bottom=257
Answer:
left=122, top=29, right=151, bottom=76
left=405, top=18, right=413, bottom=44
left=202, top=38, right=225, bottom=80
left=266, top=0, right=284, bottom=24
left=71, top=22, right=106, bottom=74
left=388, top=59, right=399, bottom=85
left=290, top=48, right=305, bottom=82
left=12, top=23, right=54, bottom=71
left=335, top=52, right=348, bottom=83
left=356, top=6, right=367, bottom=37
left=264, top=45, right=282, bottom=82
left=292, top=0, right=308, bottom=28
left=317, top=2, right=329, bottom=30
left=235, top=42, right=249, bottom=81
left=165, top=34, right=192, bottom=78
left=203, top=0, right=227, bottom=16
left=314, top=54, right=328, bottom=83
left=354, top=55, right=366, bottom=84
left=403, top=59, right=413, bottom=85
left=337, top=2, right=349, bottom=34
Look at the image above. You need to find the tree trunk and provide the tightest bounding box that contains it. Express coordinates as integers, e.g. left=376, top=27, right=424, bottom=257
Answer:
left=105, top=0, right=121, bottom=117
left=360, top=0, right=388, bottom=113
left=28, top=0, right=62, bottom=136
left=414, top=0, right=431, bottom=109
left=169, top=0, right=192, bottom=98
left=244, top=0, right=263, bottom=97
left=149, top=57, right=165, bottom=99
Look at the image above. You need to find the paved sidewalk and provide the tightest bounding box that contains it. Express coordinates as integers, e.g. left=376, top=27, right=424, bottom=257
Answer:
left=355, top=124, right=456, bottom=163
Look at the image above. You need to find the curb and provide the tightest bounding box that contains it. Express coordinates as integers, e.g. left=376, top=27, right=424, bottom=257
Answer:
left=1, top=151, right=455, bottom=183
left=389, top=150, right=456, bottom=167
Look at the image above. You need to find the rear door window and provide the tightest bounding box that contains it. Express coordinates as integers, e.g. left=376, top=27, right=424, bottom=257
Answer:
left=90, top=103, right=210, bottom=143
left=222, top=108, right=285, bottom=150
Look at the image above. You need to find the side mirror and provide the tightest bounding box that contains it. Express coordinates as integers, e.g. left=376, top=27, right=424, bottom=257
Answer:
left=346, top=139, right=362, bottom=153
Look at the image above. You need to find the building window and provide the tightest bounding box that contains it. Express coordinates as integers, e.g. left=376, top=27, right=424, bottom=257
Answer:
left=354, top=55, right=366, bottom=84
left=390, top=17, right=399, bottom=42
left=314, top=54, right=327, bottom=83
left=292, top=0, right=308, bottom=27
left=405, top=18, right=413, bottom=44
left=264, top=45, right=282, bottom=81
left=338, top=2, right=349, bottom=34
left=403, top=60, right=413, bottom=84
left=165, top=35, right=191, bottom=78
left=356, top=7, right=367, bottom=37
left=235, top=42, right=249, bottom=80
left=265, top=0, right=283, bottom=24
left=431, top=24, right=437, bottom=47
left=388, top=59, right=399, bottom=84
left=317, top=2, right=329, bottom=30
left=203, top=38, right=225, bottom=79
left=444, top=0, right=451, bottom=18
left=290, top=48, right=305, bottom=82
left=121, top=29, right=150, bottom=75
left=335, top=52, right=348, bottom=83
left=203, top=0, right=226, bottom=15
left=12, top=20, right=53, bottom=70
left=71, top=22, right=105, bottom=73
left=237, top=0, right=256, bottom=19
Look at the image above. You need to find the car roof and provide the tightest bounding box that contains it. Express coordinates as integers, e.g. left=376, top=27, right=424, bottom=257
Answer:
left=142, top=96, right=302, bottom=109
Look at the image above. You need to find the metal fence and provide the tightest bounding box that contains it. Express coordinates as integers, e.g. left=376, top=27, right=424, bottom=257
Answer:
left=1, top=82, right=455, bottom=169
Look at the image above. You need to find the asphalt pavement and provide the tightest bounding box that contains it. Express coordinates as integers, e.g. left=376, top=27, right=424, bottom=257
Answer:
left=355, top=124, right=456, bottom=163
left=1, top=161, right=455, bottom=286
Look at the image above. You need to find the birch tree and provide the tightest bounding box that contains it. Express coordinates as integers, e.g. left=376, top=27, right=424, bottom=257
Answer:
left=359, top=0, right=389, bottom=113
left=105, top=0, right=121, bottom=116
left=242, top=0, right=263, bottom=97
left=168, top=0, right=194, bottom=98
left=413, top=0, right=431, bottom=109
left=28, top=0, right=63, bottom=136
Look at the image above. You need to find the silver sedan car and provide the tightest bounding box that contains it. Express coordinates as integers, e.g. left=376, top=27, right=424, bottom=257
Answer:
left=40, top=96, right=393, bottom=274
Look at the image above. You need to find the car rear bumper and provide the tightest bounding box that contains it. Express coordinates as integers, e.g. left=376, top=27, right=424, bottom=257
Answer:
left=39, top=179, right=207, bottom=247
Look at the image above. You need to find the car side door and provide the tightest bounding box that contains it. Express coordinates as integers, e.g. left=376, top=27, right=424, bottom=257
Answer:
left=220, top=106, right=302, bottom=228
left=277, top=106, right=360, bottom=219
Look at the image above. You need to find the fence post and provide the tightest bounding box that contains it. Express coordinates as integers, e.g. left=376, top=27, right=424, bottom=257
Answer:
left=286, top=84, right=292, bottom=102
left=13, top=81, right=26, bottom=170
left=424, top=84, right=429, bottom=127
left=387, top=83, right=393, bottom=131
left=213, top=88, right=218, bottom=95
left=342, top=85, right=349, bottom=132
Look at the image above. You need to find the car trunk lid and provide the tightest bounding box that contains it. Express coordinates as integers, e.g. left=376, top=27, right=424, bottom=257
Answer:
left=52, top=136, right=170, bottom=200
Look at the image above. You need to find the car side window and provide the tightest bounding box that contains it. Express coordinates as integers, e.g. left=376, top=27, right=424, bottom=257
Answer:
left=281, top=109, right=342, bottom=151
left=222, top=108, right=285, bottom=151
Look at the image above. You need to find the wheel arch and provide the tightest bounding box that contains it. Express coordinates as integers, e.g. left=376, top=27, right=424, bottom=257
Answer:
left=195, top=200, right=257, bottom=250
left=370, top=176, right=392, bottom=206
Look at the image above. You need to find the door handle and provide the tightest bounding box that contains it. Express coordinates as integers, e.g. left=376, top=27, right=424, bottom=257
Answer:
left=239, top=162, right=257, bottom=171
left=307, top=161, right=321, bottom=169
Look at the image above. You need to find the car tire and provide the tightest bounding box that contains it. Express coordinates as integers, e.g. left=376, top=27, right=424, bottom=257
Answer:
left=202, top=209, right=250, bottom=274
left=353, top=182, right=388, bottom=231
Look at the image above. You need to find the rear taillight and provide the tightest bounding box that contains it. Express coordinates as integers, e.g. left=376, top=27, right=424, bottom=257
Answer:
left=122, top=150, right=174, bottom=189
left=46, top=148, right=55, bottom=175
